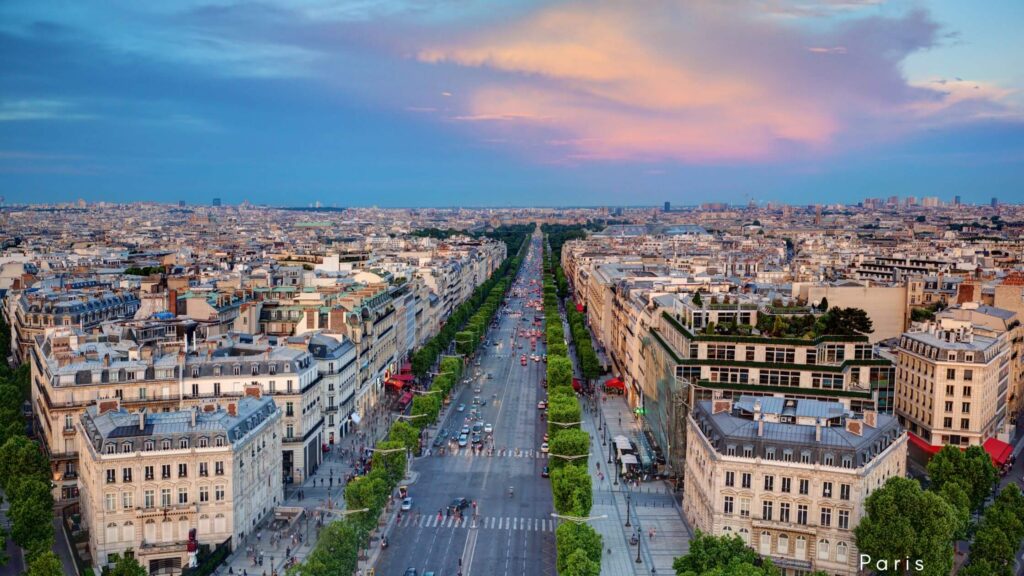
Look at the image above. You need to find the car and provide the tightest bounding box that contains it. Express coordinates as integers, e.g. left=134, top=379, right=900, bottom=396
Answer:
left=424, top=572, right=435, bottom=576
left=404, top=569, right=418, bottom=576
left=471, top=433, right=483, bottom=444
left=543, top=433, right=549, bottom=442
left=472, top=395, right=481, bottom=405
left=472, top=423, right=483, bottom=434
left=449, top=498, right=469, bottom=512
left=484, top=423, right=493, bottom=434
left=401, top=497, right=413, bottom=511
left=537, top=401, right=547, bottom=410
left=487, top=373, right=494, bottom=379
left=457, top=434, right=469, bottom=447
left=456, top=403, right=466, bottom=412
left=521, top=355, right=528, bottom=366
left=433, top=429, right=448, bottom=447
left=541, top=466, right=550, bottom=478
left=461, top=426, right=470, bottom=435
left=540, top=442, right=549, bottom=453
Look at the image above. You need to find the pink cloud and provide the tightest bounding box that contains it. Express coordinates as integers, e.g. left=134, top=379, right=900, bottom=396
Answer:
left=415, top=2, right=1013, bottom=163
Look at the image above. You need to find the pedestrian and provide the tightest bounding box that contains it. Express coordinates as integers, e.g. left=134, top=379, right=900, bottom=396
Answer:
left=648, top=528, right=653, bottom=540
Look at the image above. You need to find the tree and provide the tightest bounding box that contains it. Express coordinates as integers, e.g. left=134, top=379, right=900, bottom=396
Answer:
left=343, top=475, right=389, bottom=531
left=937, top=481, right=971, bottom=540
left=388, top=420, right=421, bottom=456
left=855, top=476, right=957, bottom=576
left=548, top=428, right=589, bottom=470
left=821, top=307, right=873, bottom=336
left=818, top=297, right=829, bottom=311
left=288, top=518, right=362, bottom=576
left=927, top=444, right=998, bottom=511
left=672, top=530, right=765, bottom=576
left=373, top=440, right=408, bottom=487
left=548, top=396, right=582, bottom=439
left=551, top=464, right=592, bottom=517
left=8, top=477, right=55, bottom=559
left=691, top=291, right=702, bottom=307
left=562, top=547, right=600, bottom=576
left=410, top=394, right=440, bottom=429
left=104, top=551, right=148, bottom=576
left=547, top=356, right=574, bottom=390
left=26, top=551, right=63, bottom=576
left=555, top=522, right=602, bottom=574
left=0, top=436, right=49, bottom=492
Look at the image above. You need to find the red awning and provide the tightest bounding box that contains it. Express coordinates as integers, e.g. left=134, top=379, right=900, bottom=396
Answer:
left=385, top=378, right=405, bottom=390
left=401, top=362, right=413, bottom=374
left=984, top=437, right=1014, bottom=467
left=576, top=303, right=584, bottom=312
left=391, top=373, right=415, bottom=382
left=398, top=391, right=414, bottom=405
left=907, top=432, right=941, bottom=455
left=605, top=378, right=625, bottom=390
left=572, top=378, right=581, bottom=392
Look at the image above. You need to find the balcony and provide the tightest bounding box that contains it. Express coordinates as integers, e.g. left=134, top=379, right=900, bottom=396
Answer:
left=62, top=426, right=76, bottom=436
left=138, top=539, right=188, bottom=554
left=136, top=503, right=197, bottom=519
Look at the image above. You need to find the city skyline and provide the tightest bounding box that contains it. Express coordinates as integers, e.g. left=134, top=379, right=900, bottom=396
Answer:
left=1, top=1, right=1023, bottom=206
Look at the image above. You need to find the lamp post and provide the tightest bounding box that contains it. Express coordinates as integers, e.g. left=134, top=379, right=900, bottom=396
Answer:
left=550, top=512, right=608, bottom=524
left=636, top=529, right=643, bottom=564
left=625, top=492, right=632, bottom=528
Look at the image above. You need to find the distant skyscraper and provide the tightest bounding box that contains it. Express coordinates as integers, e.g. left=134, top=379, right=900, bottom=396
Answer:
left=663, top=201, right=671, bottom=212
left=212, top=197, right=222, bottom=207
left=954, top=195, right=961, bottom=206
left=178, top=200, right=186, bottom=207
left=991, top=197, right=998, bottom=208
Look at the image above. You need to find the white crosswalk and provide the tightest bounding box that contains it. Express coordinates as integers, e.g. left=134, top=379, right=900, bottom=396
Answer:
left=396, top=514, right=556, bottom=532
left=438, top=448, right=548, bottom=459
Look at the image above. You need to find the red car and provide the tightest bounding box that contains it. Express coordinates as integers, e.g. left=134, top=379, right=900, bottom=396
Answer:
left=520, top=355, right=528, bottom=366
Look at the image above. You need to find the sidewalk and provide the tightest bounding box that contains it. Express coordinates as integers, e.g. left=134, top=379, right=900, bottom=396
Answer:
left=218, top=405, right=397, bottom=576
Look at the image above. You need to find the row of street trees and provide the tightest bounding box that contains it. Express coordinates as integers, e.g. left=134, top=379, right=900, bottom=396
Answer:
left=855, top=444, right=1018, bottom=576
left=543, top=239, right=602, bottom=576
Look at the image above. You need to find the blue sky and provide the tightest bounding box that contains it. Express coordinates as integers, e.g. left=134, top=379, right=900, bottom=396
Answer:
left=0, top=1, right=1021, bottom=207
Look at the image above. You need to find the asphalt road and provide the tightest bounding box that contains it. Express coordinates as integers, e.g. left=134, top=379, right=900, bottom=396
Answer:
left=377, top=232, right=556, bottom=576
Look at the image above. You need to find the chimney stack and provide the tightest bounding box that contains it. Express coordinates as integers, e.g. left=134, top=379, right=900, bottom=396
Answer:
left=138, top=411, right=146, bottom=431
left=103, top=354, right=110, bottom=367
left=227, top=402, right=237, bottom=417
left=191, top=408, right=197, bottom=427
left=757, top=415, right=764, bottom=437
left=815, top=418, right=822, bottom=442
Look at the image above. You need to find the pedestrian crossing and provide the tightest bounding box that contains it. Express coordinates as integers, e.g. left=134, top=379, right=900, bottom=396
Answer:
left=435, top=448, right=549, bottom=459
left=395, top=514, right=556, bottom=532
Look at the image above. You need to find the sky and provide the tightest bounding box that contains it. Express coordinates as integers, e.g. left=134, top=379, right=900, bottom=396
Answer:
left=0, top=0, right=1022, bottom=207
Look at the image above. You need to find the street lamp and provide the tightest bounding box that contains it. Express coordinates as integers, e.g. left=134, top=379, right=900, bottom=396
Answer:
left=547, top=420, right=582, bottom=428
left=550, top=513, right=608, bottom=524
left=548, top=453, right=592, bottom=462
left=625, top=493, right=632, bottom=528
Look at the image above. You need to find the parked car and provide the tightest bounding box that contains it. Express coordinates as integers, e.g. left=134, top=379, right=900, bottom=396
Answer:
left=537, top=401, right=547, bottom=410
left=540, top=442, right=549, bottom=453
left=401, top=497, right=413, bottom=511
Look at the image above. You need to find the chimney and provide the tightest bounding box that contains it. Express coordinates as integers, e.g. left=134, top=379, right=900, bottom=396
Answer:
left=191, top=408, right=197, bottom=427
left=138, top=411, right=146, bottom=430
left=98, top=398, right=120, bottom=415
left=757, top=414, right=764, bottom=437
left=168, top=289, right=177, bottom=316
left=103, top=354, right=111, bottom=367
left=815, top=418, right=822, bottom=442
left=227, top=402, right=237, bottom=417
left=863, top=410, right=878, bottom=428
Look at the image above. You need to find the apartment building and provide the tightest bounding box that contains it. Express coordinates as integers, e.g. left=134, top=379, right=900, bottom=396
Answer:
left=684, top=396, right=906, bottom=576
left=293, top=332, right=357, bottom=444
left=794, top=281, right=909, bottom=343
left=895, top=315, right=1011, bottom=452
left=78, top=394, right=282, bottom=575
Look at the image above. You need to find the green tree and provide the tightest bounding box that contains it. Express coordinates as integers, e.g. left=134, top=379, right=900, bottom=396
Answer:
left=855, top=476, right=957, bottom=576
left=410, top=394, right=440, bottom=429
left=818, top=297, right=829, bottom=311
left=287, top=517, right=362, bottom=576
left=388, top=420, right=421, bottom=456
left=551, top=464, right=592, bottom=517
left=373, top=440, right=408, bottom=487
left=822, top=307, right=874, bottom=336
left=549, top=428, right=589, bottom=470
left=104, top=551, right=147, bottom=576
left=0, top=436, right=49, bottom=492
left=555, top=522, right=602, bottom=574
left=928, top=444, right=998, bottom=511
left=26, top=551, right=63, bottom=576
left=672, top=530, right=768, bottom=576
left=547, top=356, right=574, bottom=390
left=8, top=477, right=55, bottom=559
left=937, top=481, right=971, bottom=540
left=548, top=396, right=582, bottom=439
left=562, top=547, right=600, bottom=576
left=691, top=291, right=702, bottom=307
left=343, top=475, right=389, bottom=531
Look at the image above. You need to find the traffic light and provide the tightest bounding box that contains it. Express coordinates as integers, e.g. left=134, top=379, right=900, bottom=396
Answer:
left=634, top=407, right=645, bottom=415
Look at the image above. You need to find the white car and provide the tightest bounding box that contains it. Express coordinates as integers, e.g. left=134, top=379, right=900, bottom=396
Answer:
left=401, top=497, right=413, bottom=511
left=484, top=423, right=493, bottom=434
left=540, top=442, right=549, bottom=453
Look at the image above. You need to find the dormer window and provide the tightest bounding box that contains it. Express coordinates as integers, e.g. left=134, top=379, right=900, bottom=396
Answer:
left=198, top=438, right=208, bottom=448
left=179, top=438, right=189, bottom=449
left=742, top=445, right=754, bottom=458
left=251, top=365, right=259, bottom=376
left=144, top=440, right=154, bottom=451
left=842, top=455, right=853, bottom=469
left=233, top=366, right=241, bottom=376
left=269, top=364, right=277, bottom=375
left=162, top=439, right=171, bottom=450
left=192, top=368, right=200, bottom=378
left=823, top=453, right=835, bottom=466
left=214, top=436, right=224, bottom=447
left=800, top=450, right=811, bottom=464
left=105, top=444, right=116, bottom=454
left=121, top=442, right=132, bottom=453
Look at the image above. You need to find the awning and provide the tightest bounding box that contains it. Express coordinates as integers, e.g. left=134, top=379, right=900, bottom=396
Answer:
left=351, top=412, right=362, bottom=424
left=604, top=378, right=625, bottom=391
left=576, top=303, right=584, bottom=312
left=398, top=391, right=414, bottom=406
left=620, top=454, right=639, bottom=465
left=386, top=378, right=405, bottom=390
left=907, top=432, right=941, bottom=455
left=391, top=373, right=415, bottom=382
left=401, top=362, right=413, bottom=374
left=572, top=378, right=581, bottom=392
left=984, top=437, right=1014, bottom=467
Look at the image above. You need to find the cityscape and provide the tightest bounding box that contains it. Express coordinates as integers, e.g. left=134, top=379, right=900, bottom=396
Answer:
left=2, top=3, right=1024, bottom=576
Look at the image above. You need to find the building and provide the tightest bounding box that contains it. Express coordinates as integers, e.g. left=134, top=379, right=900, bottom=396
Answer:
left=683, top=396, right=906, bottom=576
left=78, top=394, right=282, bottom=575
left=664, top=201, right=671, bottom=213
left=895, top=315, right=1011, bottom=455
left=212, top=198, right=222, bottom=207
left=794, top=281, right=909, bottom=343
left=294, top=332, right=357, bottom=444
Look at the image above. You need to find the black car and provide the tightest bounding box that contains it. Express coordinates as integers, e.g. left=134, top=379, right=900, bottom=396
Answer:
left=448, top=498, right=469, bottom=512
left=432, top=429, right=448, bottom=447
left=404, top=569, right=418, bottom=576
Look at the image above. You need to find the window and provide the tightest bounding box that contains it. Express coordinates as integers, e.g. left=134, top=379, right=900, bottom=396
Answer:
left=822, top=482, right=833, bottom=498
left=287, top=380, right=294, bottom=393
left=777, top=533, right=789, bottom=554
left=944, top=401, right=953, bottom=412
left=840, top=484, right=850, bottom=500
left=964, top=386, right=972, bottom=397
left=233, top=365, right=241, bottom=376
left=161, top=464, right=171, bottom=479
left=214, top=436, right=224, bottom=447
left=780, top=502, right=790, bottom=523
left=765, top=347, right=795, bottom=363
left=178, top=463, right=188, bottom=478
left=122, top=491, right=133, bottom=510
left=800, top=451, right=811, bottom=464
left=215, top=461, right=224, bottom=476
left=726, top=445, right=736, bottom=456
left=759, top=530, right=772, bottom=556
left=946, top=384, right=955, bottom=395
left=962, top=402, right=971, bottom=413
left=964, top=369, right=973, bottom=381
left=725, top=471, right=735, bottom=487
left=122, top=468, right=133, bottom=483
left=765, top=447, right=776, bottom=460
left=213, top=382, right=221, bottom=396
left=724, top=496, right=734, bottom=515
left=192, top=367, right=200, bottom=378
left=105, top=444, right=116, bottom=455
left=286, top=402, right=294, bottom=417
left=961, top=418, right=971, bottom=429
left=191, top=383, right=199, bottom=397
left=764, top=475, right=775, bottom=491
left=806, top=349, right=817, bottom=364
left=105, top=493, right=116, bottom=512
left=215, top=485, right=225, bottom=501
left=138, top=388, right=147, bottom=400
left=823, top=453, right=835, bottom=467
left=162, top=440, right=171, bottom=450
left=742, top=445, right=753, bottom=458
left=746, top=347, right=755, bottom=361
left=106, top=469, right=116, bottom=484
left=946, top=368, right=956, bottom=380
left=144, top=466, right=154, bottom=481
left=838, top=509, right=850, bottom=530
left=199, top=462, right=209, bottom=477
left=741, top=473, right=752, bottom=489
left=781, top=477, right=791, bottom=493
left=286, top=425, right=294, bottom=439
left=797, top=504, right=808, bottom=525
left=198, top=437, right=208, bottom=448
left=160, top=488, right=171, bottom=507
left=739, top=498, right=750, bottom=518
left=144, top=490, right=154, bottom=509
left=841, top=455, right=853, bottom=468
left=817, top=539, right=830, bottom=561
left=200, top=486, right=209, bottom=503
left=64, top=414, right=74, bottom=430
left=762, top=500, right=774, bottom=521
left=799, top=479, right=809, bottom=495
left=144, top=440, right=154, bottom=452
left=812, top=372, right=844, bottom=389
left=179, top=438, right=189, bottom=449
left=782, top=449, right=793, bottom=462
left=178, top=488, right=189, bottom=505
left=820, top=507, right=832, bottom=527
left=707, top=344, right=736, bottom=360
